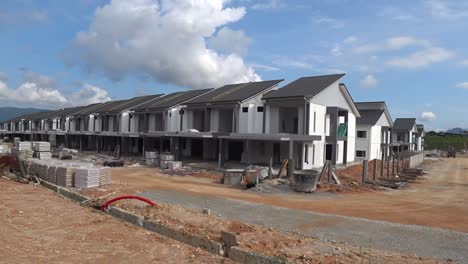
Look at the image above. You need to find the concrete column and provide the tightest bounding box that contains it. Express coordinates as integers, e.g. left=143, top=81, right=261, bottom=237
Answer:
left=218, top=139, right=224, bottom=169
left=79, top=135, right=83, bottom=152
left=362, top=160, right=368, bottom=183
left=287, top=139, right=294, bottom=178
left=381, top=145, right=385, bottom=177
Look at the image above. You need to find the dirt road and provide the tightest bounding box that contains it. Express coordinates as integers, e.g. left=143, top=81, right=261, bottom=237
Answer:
left=0, top=179, right=229, bottom=264
left=111, top=157, right=468, bottom=232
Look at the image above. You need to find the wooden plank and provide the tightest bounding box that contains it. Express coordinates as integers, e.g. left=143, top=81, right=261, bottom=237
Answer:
left=317, top=161, right=328, bottom=183
left=276, top=159, right=288, bottom=179
left=331, top=171, right=341, bottom=185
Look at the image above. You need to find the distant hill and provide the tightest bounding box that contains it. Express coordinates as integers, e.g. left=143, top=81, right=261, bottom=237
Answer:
left=0, top=107, right=49, bottom=122
left=446, top=127, right=468, bottom=134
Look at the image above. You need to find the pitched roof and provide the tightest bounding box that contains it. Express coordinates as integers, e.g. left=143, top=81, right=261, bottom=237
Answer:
left=131, top=89, right=213, bottom=112
left=355, top=101, right=393, bottom=127
left=356, top=109, right=385, bottom=125
left=76, top=95, right=161, bottom=116
left=185, top=80, right=283, bottom=105
left=43, top=104, right=101, bottom=119
left=11, top=111, right=53, bottom=122
left=102, top=94, right=163, bottom=114
left=393, top=118, right=416, bottom=130
left=263, top=74, right=345, bottom=99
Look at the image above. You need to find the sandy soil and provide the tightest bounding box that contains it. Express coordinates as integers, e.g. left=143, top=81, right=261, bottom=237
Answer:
left=0, top=178, right=230, bottom=264
left=80, top=185, right=452, bottom=264
left=108, top=156, right=468, bottom=232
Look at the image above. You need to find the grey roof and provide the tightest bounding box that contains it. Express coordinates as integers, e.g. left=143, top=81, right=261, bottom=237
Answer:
left=356, top=109, right=385, bottom=125
left=102, top=94, right=163, bottom=114
left=11, top=110, right=54, bottom=122
left=132, top=89, right=213, bottom=112
left=355, top=101, right=393, bottom=127
left=76, top=95, right=161, bottom=116
left=393, top=118, right=416, bottom=130
left=185, top=80, right=283, bottom=105
left=43, top=104, right=101, bottom=119
left=264, top=74, right=345, bottom=99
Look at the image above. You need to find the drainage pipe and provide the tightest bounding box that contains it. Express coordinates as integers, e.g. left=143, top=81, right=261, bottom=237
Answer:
left=100, top=195, right=157, bottom=211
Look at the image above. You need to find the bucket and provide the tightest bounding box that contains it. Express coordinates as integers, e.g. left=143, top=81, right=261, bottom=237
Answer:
left=294, top=170, right=320, bottom=193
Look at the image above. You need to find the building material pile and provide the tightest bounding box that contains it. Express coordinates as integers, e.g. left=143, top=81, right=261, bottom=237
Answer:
left=75, top=167, right=101, bottom=189
left=0, top=144, right=8, bottom=154
left=159, top=153, right=174, bottom=169
left=33, top=141, right=52, bottom=160
left=99, top=167, right=112, bottom=186
left=145, top=151, right=159, bottom=166
left=56, top=166, right=76, bottom=187
left=12, top=140, right=33, bottom=160
left=28, top=158, right=111, bottom=188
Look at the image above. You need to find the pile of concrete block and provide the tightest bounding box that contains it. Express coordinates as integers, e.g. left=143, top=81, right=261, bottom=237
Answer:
left=56, top=166, right=76, bottom=187
left=75, top=167, right=101, bottom=189
left=33, top=141, right=52, bottom=160
left=99, top=167, right=112, bottom=186
left=12, top=140, right=33, bottom=160
left=28, top=158, right=111, bottom=188
left=168, top=161, right=182, bottom=170
left=159, top=153, right=174, bottom=169
left=0, top=144, right=8, bottom=154
left=145, top=151, right=159, bottom=166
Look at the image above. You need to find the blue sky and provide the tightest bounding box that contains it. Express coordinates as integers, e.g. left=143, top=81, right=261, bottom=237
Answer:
left=0, top=0, right=467, bottom=130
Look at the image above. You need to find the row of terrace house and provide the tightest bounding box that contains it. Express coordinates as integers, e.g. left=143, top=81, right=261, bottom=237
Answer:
left=0, top=73, right=425, bottom=175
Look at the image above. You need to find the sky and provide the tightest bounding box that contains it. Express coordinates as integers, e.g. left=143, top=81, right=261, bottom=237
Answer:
left=0, top=0, right=467, bottom=131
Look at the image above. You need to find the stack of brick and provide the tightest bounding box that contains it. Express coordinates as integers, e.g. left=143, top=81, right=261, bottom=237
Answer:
left=159, top=153, right=174, bottom=169
left=33, top=141, right=52, bottom=160
left=75, top=167, right=101, bottom=189
left=99, top=167, right=112, bottom=186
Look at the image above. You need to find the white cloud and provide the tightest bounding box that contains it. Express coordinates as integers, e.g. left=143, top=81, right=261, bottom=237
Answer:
left=460, top=60, right=468, bottom=66
left=343, top=36, right=357, bottom=44
left=378, top=7, right=417, bottom=21
left=0, top=72, right=110, bottom=108
left=456, top=82, right=468, bottom=89
left=0, top=80, right=67, bottom=106
left=387, top=47, right=454, bottom=69
left=209, top=27, right=251, bottom=56
left=65, top=0, right=260, bottom=89
left=353, top=36, right=430, bottom=54
left=313, top=16, right=344, bottom=29
left=360, top=74, right=378, bottom=88
left=425, top=0, right=468, bottom=19
left=69, top=84, right=111, bottom=106
left=250, top=63, right=279, bottom=71
left=251, top=0, right=286, bottom=10
left=420, top=111, right=436, bottom=122
left=272, top=57, right=316, bottom=70
left=330, top=44, right=342, bottom=56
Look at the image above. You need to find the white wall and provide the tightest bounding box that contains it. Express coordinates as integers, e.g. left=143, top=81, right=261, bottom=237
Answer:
left=355, top=125, right=371, bottom=160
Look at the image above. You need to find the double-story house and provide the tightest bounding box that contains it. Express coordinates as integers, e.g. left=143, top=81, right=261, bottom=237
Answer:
left=392, top=118, right=418, bottom=151
left=261, top=74, right=360, bottom=170
left=354, top=101, right=393, bottom=160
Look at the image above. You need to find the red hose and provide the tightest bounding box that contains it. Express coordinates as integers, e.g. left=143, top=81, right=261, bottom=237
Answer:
left=100, top=195, right=157, bottom=211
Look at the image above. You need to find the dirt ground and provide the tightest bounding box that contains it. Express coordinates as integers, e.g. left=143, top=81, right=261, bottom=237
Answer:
left=108, top=156, right=468, bottom=233
left=0, top=178, right=230, bottom=264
